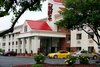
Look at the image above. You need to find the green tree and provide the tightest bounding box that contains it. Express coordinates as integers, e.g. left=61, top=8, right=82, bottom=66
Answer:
left=56, top=0, right=100, bottom=45
left=0, top=0, right=45, bottom=37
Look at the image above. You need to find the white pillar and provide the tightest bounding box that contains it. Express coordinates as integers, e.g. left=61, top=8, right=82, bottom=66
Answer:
left=17, top=39, right=20, bottom=53
left=31, top=37, right=40, bottom=54
left=5, top=35, right=9, bottom=52
left=26, top=38, right=31, bottom=53
left=21, top=39, right=25, bottom=53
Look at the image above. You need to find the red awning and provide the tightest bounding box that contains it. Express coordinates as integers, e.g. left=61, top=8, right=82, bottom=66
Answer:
left=26, top=20, right=52, bottom=31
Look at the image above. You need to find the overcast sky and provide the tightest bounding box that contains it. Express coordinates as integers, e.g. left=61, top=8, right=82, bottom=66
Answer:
left=0, top=0, right=47, bottom=31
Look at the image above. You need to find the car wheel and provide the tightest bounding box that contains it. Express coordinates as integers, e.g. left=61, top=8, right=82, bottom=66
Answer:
left=54, top=55, right=58, bottom=59
left=93, top=55, right=97, bottom=60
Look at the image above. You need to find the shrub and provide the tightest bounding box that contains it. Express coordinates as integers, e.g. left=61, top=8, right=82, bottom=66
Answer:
left=34, top=53, right=45, bottom=64
left=78, top=56, right=89, bottom=64
left=65, top=55, right=76, bottom=65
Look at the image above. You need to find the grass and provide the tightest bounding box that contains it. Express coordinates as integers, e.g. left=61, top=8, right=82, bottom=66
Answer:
left=32, top=64, right=44, bottom=67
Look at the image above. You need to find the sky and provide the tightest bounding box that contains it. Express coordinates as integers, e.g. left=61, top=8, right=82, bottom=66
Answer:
left=0, top=0, right=47, bottom=30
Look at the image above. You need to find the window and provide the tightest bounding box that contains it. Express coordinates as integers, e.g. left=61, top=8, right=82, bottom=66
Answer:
left=8, top=49, right=10, bottom=51
left=88, top=47, right=94, bottom=53
left=98, top=46, right=100, bottom=49
left=9, top=42, right=10, bottom=45
left=9, top=34, right=11, bottom=39
left=2, top=43, right=5, bottom=47
left=12, top=34, right=14, bottom=38
left=76, top=47, right=81, bottom=51
left=16, top=41, right=18, bottom=45
left=88, top=32, right=94, bottom=39
left=66, top=35, right=70, bottom=41
left=57, top=26, right=61, bottom=31
left=76, top=33, right=82, bottom=40
left=3, top=36, right=5, bottom=39
left=24, top=26, right=27, bottom=32
left=12, top=42, right=14, bottom=45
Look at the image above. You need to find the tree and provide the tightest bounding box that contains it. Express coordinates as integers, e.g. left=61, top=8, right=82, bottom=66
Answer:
left=0, top=0, right=45, bottom=37
left=56, top=0, right=100, bottom=45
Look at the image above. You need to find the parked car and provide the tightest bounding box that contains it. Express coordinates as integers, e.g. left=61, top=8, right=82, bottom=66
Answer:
left=47, top=50, right=71, bottom=59
left=3, top=51, right=17, bottom=56
left=72, top=50, right=99, bottom=60
left=0, top=52, right=4, bottom=56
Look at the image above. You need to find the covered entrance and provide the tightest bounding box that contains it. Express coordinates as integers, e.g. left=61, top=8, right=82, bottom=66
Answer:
left=17, top=30, right=66, bottom=55
left=40, top=37, right=60, bottom=55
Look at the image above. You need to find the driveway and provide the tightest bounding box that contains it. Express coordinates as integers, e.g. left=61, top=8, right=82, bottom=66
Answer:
left=0, top=56, right=35, bottom=67
left=0, top=56, right=97, bottom=67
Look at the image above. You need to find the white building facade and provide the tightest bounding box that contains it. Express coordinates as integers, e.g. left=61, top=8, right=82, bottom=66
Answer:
left=0, top=0, right=99, bottom=55
left=0, top=0, right=66, bottom=55
left=71, top=27, right=100, bottom=53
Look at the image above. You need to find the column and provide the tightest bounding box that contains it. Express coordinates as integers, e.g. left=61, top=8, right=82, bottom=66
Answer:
left=26, top=38, right=31, bottom=53
left=21, top=39, right=25, bottom=53
left=17, top=39, right=20, bottom=53
left=5, top=35, right=9, bottom=52
left=31, top=37, right=40, bottom=54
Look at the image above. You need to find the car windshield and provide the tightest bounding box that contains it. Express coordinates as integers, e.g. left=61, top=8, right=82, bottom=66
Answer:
left=74, top=50, right=88, bottom=54
left=58, top=50, right=68, bottom=53
left=81, top=50, right=88, bottom=53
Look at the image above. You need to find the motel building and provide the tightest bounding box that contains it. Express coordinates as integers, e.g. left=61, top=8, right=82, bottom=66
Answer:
left=0, top=0, right=99, bottom=56
left=0, top=0, right=71, bottom=56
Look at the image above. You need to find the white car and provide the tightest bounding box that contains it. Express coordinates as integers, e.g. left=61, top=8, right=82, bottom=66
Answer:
left=72, top=50, right=99, bottom=59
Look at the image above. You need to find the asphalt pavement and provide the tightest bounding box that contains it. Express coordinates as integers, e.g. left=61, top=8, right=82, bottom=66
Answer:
left=0, top=56, right=35, bottom=67
left=0, top=56, right=97, bottom=67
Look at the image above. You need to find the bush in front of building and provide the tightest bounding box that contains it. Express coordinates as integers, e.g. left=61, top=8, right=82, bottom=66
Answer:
left=34, top=53, right=45, bottom=64
left=78, top=56, right=89, bottom=64
left=65, top=55, right=76, bottom=66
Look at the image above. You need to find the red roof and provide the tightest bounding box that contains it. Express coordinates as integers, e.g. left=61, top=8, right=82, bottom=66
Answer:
left=26, top=20, right=52, bottom=31
left=53, top=0, right=63, bottom=3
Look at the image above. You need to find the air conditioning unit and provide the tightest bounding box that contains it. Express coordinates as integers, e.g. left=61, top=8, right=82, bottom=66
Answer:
left=77, top=41, right=81, bottom=44
left=89, top=40, right=93, bottom=43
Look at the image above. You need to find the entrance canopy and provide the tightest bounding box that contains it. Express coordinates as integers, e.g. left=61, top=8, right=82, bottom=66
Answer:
left=17, top=30, right=66, bottom=38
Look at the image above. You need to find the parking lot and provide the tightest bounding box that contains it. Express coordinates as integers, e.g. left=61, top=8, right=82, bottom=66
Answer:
left=0, top=56, right=98, bottom=67
left=0, top=56, right=35, bottom=67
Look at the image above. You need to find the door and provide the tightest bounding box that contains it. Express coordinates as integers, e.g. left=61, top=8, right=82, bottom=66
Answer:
left=40, top=38, right=52, bottom=55
left=51, top=47, right=55, bottom=53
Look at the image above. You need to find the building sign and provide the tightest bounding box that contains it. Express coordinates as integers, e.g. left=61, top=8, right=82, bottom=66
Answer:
left=48, top=3, right=53, bottom=21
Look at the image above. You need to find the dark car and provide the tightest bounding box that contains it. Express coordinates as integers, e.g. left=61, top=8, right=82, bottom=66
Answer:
left=3, top=51, right=17, bottom=56
left=0, top=52, right=4, bottom=56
